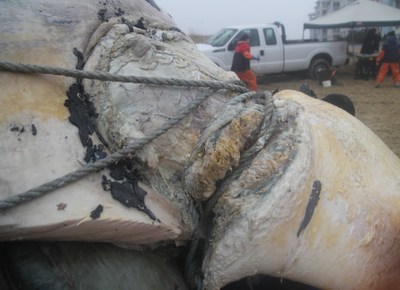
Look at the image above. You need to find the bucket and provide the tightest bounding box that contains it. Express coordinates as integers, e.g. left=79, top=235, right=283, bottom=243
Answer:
left=322, top=80, right=331, bottom=87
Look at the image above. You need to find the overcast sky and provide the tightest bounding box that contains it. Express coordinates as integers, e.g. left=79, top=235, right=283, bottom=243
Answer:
left=156, top=0, right=317, bottom=39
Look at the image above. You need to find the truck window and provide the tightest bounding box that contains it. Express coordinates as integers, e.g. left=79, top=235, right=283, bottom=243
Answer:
left=228, top=29, right=260, bottom=50
left=263, top=28, right=277, bottom=45
left=207, top=28, right=238, bottom=47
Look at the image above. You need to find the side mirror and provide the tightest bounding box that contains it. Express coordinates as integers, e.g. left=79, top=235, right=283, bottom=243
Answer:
left=228, top=42, right=235, bottom=51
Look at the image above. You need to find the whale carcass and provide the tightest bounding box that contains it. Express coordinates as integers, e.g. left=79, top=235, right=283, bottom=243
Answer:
left=1, top=1, right=400, bottom=289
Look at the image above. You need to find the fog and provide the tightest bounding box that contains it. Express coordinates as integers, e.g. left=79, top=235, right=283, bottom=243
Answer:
left=156, top=0, right=317, bottom=39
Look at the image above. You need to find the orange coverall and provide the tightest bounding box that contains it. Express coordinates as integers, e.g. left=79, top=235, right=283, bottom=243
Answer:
left=375, top=36, right=400, bottom=86
left=231, top=40, right=258, bottom=91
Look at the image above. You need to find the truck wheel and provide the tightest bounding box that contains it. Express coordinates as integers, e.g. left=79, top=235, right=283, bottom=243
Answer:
left=308, top=59, right=331, bottom=80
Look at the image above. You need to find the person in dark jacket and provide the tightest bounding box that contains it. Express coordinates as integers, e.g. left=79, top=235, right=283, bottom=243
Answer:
left=359, top=28, right=380, bottom=78
left=375, top=31, right=400, bottom=88
left=231, top=34, right=259, bottom=91
left=361, top=28, right=380, bottom=54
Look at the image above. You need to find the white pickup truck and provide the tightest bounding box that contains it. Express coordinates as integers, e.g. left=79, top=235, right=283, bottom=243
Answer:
left=197, top=22, right=349, bottom=79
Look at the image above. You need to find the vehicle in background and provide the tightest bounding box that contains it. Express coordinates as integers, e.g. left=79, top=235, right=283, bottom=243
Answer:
left=197, top=22, right=349, bottom=79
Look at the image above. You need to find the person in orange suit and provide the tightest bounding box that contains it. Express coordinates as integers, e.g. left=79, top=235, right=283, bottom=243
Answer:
left=231, top=34, right=259, bottom=91
left=375, top=31, right=400, bottom=88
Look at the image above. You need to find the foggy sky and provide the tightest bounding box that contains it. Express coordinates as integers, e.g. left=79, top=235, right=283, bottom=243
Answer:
left=155, top=0, right=317, bottom=39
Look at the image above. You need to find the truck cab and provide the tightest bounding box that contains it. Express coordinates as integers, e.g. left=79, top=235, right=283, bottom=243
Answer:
left=196, top=25, right=284, bottom=75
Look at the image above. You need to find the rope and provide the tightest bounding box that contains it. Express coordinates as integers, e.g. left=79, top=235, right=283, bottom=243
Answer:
left=0, top=92, right=210, bottom=210
left=0, top=61, right=248, bottom=93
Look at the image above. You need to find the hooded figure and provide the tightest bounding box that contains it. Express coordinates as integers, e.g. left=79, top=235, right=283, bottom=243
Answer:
left=231, top=33, right=258, bottom=91
left=375, top=31, right=400, bottom=88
